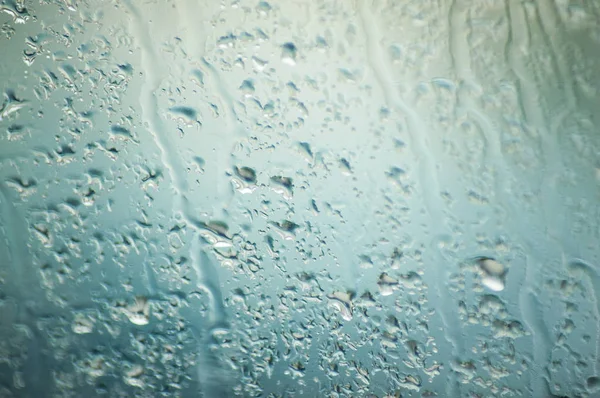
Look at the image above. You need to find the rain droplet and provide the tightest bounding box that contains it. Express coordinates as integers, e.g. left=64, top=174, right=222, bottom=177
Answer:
left=477, top=257, right=507, bottom=292
left=239, top=79, right=255, bottom=95
left=377, top=273, right=398, bottom=296
left=257, top=1, right=272, bottom=13
left=235, top=166, right=257, bottom=183
left=124, top=365, right=145, bottom=388
left=72, top=314, right=94, bottom=334
left=168, top=106, right=198, bottom=124
left=281, top=42, right=297, bottom=66
left=125, top=296, right=151, bottom=326
left=327, top=291, right=354, bottom=321
left=270, top=175, right=293, bottom=199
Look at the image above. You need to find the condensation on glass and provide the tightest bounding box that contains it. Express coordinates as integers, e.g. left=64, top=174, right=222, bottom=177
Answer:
left=0, top=0, right=599, bottom=397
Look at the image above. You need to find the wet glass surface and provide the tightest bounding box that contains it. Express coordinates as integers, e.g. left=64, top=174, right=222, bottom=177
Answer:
left=1, top=0, right=600, bottom=396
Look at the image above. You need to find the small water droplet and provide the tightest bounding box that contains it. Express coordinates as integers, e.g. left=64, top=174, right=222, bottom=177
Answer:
left=270, top=175, right=293, bottom=199
left=327, top=291, right=354, bottom=321
left=125, top=296, right=150, bottom=326
left=72, top=314, right=94, bottom=334
left=281, top=42, right=297, bottom=66
left=378, top=273, right=398, bottom=296
left=124, top=365, right=145, bottom=388
left=235, top=166, right=256, bottom=183
left=257, top=1, right=272, bottom=13
left=168, top=106, right=198, bottom=125
left=239, top=79, right=255, bottom=95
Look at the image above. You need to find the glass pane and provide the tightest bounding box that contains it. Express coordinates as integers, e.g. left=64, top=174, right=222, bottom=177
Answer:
left=1, top=0, right=599, bottom=396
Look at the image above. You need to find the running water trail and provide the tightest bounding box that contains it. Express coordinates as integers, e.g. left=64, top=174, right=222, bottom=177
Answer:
left=505, top=1, right=568, bottom=394
left=123, top=1, right=229, bottom=394
left=0, top=181, right=27, bottom=321
left=356, top=1, right=462, bottom=394
left=176, top=0, right=244, bottom=218
left=520, top=256, right=554, bottom=396
left=568, top=260, right=600, bottom=379
left=0, top=181, right=46, bottom=395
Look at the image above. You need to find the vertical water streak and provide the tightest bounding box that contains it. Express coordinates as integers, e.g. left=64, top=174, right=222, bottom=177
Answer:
left=123, top=1, right=229, bottom=394
left=357, top=1, right=461, bottom=394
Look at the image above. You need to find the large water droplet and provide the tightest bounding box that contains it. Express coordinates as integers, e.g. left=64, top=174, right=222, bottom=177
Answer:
left=477, top=257, right=507, bottom=292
